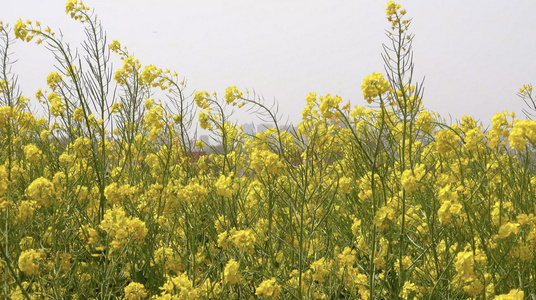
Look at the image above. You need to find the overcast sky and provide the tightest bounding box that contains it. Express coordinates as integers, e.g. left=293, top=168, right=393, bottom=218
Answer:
left=4, top=0, right=536, bottom=127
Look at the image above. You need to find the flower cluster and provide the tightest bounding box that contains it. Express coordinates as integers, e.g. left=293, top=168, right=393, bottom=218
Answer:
left=65, top=0, right=90, bottom=22
left=1, top=0, right=535, bottom=299
left=361, top=72, right=391, bottom=103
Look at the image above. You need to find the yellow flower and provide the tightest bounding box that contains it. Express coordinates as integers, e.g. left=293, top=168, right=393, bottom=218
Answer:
left=374, top=205, right=396, bottom=231
left=47, top=72, right=62, bottom=90
left=114, top=56, right=140, bottom=84
left=194, top=91, right=210, bottom=109
left=454, top=246, right=487, bottom=295
left=386, top=1, right=402, bottom=17
left=250, top=149, right=282, bottom=174
left=400, top=281, right=418, bottom=299
left=99, top=206, right=148, bottom=251
left=362, top=72, right=390, bottom=103
left=195, top=139, right=206, bottom=149
left=73, top=106, right=84, bottom=122
left=229, top=228, right=257, bottom=254
left=65, top=0, right=77, bottom=14
left=509, top=119, right=536, bottom=152
left=110, top=102, right=122, bottom=114
left=493, top=289, right=524, bottom=300
left=339, top=176, right=353, bottom=194
left=154, top=247, right=183, bottom=273
left=416, top=110, right=434, bottom=134
left=311, top=257, right=331, bottom=283
left=26, top=177, right=55, bottom=208
left=338, top=246, right=356, bottom=267
left=496, top=222, right=520, bottom=239
left=59, top=252, right=72, bottom=270
left=215, top=174, right=238, bottom=197
left=18, top=249, right=44, bottom=275
left=0, top=79, right=10, bottom=93
left=14, top=19, right=28, bottom=40
left=0, top=106, right=13, bottom=128
left=217, top=231, right=230, bottom=250
left=198, top=109, right=213, bottom=130
left=104, top=182, right=135, bottom=204
left=222, top=259, right=241, bottom=285
left=463, top=279, right=485, bottom=296
left=519, top=84, right=532, bottom=95
left=0, top=166, right=9, bottom=195
left=176, top=181, right=209, bottom=204
left=109, top=40, right=121, bottom=52
left=48, top=92, right=65, bottom=117
left=124, top=282, right=148, bottom=300
left=40, top=129, right=51, bottom=141
left=65, top=0, right=90, bottom=20
left=72, top=136, right=92, bottom=157
left=435, top=128, right=461, bottom=156
left=224, top=86, right=242, bottom=105
left=24, top=143, right=42, bottom=162
left=351, top=218, right=361, bottom=236
left=255, top=278, right=281, bottom=299
left=159, top=272, right=198, bottom=297
left=318, top=93, right=342, bottom=119
left=141, top=64, right=162, bottom=86
left=19, top=236, right=34, bottom=251
left=510, top=244, right=533, bottom=262
left=79, top=225, right=99, bottom=245
left=18, top=200, right=36, bottom=221
left=401, top=164, right=426, bottom=193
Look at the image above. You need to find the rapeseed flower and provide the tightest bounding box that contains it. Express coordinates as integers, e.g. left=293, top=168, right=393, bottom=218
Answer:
left=46, top=71, right=62, bottom=90
left=18, top=200, right=36, bottom=221
left=222, top=259, right=241, bottom=285
left=26, top=177, right=55, bottom=208
left=255, top=278, right=281, bottom=299
left=215, top=174, right=238, bottom=197
left=99, top=206, right=148, bottom=251
left=229, top=228, right=257, bottom=254
left=224, top=86, right=242, bottom=105
left=496, top=222, right=520, bottom=239
left=0, top=166, right=8, bottom=195
left=141, top=64, right=162, bottom=86
left=14, top=19, right=29, bottom=40
left=509, top=119, right=536, bottom=152
left=23, top=143, right=41, bottom=162
left=18, top=249, right=44, bottom=275
left=109, top=40, right=121, bottom=52
left=519, top=84, right=532, bottom=95
left=494, top=289, right=524, bottom=300
left=362, top=72, right=390, bottom=103
left=311, top=257, right=331, bottom=282
left=154, top=246, right=183, bottom=273
left=48, top=92, right=65, bottom=117
left=386, top=1, right=402, bottom=17
left=400, top=164, right=426, bottom=193
left=124, top=282, right=148, bottom=300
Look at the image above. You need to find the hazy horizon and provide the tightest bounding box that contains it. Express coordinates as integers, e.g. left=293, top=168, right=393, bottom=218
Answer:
left=3, top=0, right=536, bottom=127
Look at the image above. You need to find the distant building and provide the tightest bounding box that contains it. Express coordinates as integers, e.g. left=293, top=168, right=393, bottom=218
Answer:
left=241, top=123, right=256, bottom=135
left=199, top=135, right=210, bottom=146
left=190, top=150, right=207, bottom=161
left=255, top=123, right=296, bottom=134
left=280, top=124, right=297, bottom=133
left=257, top=123, right=273, bottom=133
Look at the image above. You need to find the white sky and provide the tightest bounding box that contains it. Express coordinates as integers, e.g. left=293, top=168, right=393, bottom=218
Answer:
left=4, top=0, right=536, bottom=127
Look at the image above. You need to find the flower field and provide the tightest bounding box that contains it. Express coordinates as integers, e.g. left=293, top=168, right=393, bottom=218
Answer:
left=1, top=1, right=535, bottom=299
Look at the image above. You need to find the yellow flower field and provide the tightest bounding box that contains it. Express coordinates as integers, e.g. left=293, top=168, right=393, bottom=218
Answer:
left=0, top=1, right=535, bottom=299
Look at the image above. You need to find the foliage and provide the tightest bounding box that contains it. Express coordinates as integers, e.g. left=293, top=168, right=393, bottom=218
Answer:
left=0, top=1, right=534, bottom=299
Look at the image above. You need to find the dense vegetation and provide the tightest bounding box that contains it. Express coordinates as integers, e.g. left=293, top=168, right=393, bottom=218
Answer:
left=0, top=1, right=534, bottom=299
